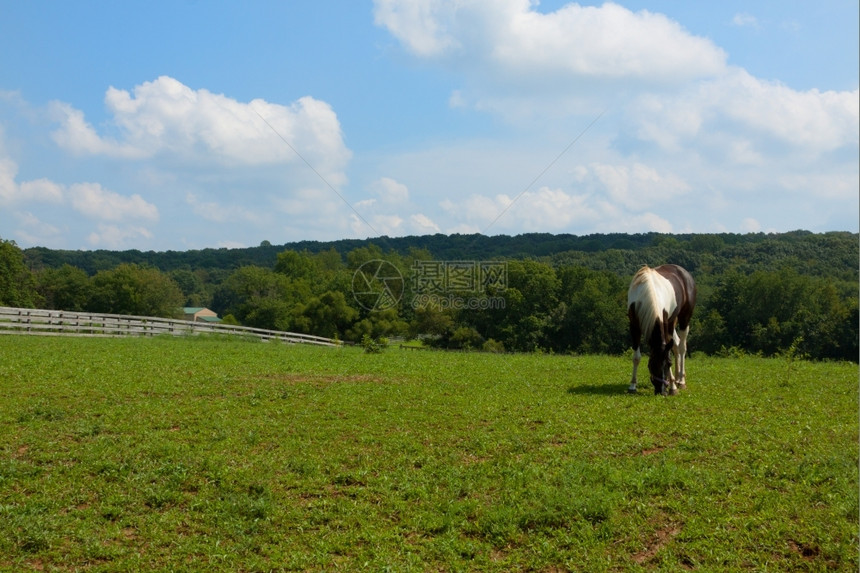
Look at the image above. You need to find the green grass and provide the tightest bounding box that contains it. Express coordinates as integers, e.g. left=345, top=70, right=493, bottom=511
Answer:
left=0, top=335, right=856, bottom=571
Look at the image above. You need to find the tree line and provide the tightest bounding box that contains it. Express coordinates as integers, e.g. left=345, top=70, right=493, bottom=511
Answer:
left=3, top=231, right=857, bottom=362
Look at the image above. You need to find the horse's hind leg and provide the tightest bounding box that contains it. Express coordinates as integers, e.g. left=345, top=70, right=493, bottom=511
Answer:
left=669, top=330, right=679, bottom=386
left=629, top=347, right=641, bottom=393
left=665, top=349, right=680, bottom=396
left=675, top=325, right=690, bottom=389
left=627, top=305, right=641, bottom=394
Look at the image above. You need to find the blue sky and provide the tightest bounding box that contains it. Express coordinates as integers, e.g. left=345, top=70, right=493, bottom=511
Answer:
left=1, top=1, right=857, bottom=251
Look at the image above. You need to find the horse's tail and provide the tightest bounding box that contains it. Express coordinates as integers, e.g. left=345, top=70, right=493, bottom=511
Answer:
left=628, top=266, right=662, bottom=339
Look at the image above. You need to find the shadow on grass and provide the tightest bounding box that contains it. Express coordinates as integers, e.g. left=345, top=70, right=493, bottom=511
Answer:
left=567, top=383, right=641, bottom=397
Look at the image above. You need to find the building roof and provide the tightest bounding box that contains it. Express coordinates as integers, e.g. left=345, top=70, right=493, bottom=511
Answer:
left=197, top=315, right=222, bottom=323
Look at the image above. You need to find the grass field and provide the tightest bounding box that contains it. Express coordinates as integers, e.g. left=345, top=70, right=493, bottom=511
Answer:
left=0, top=335, right=856, bottom=571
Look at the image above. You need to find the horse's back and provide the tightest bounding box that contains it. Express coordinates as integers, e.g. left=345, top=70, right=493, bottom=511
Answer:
left=654, top=264, right=697, bottom=325
left=655, top=265, right=695, bottom=299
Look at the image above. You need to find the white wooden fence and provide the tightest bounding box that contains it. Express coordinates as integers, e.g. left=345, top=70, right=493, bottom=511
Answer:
left=0, top=307, right=340, bottom=347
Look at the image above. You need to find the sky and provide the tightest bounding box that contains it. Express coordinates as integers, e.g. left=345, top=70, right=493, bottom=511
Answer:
left=0, top=1, right=857, bottom=251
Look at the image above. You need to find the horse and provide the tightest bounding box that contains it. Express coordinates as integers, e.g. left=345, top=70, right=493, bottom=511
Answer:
left=627, top=264, right=696, bottom=395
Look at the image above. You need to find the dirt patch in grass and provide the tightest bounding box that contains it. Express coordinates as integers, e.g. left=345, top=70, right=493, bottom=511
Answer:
left=632, top=523, right=682, bottom=565
left=253, top=373, right=385, bottom=386
left=788, top=539, right=820, bottom=560
left=121, top=527, right=137, bottom=541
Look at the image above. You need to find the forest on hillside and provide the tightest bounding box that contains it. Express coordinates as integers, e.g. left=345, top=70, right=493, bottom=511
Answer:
left=2, top=231, right=858, bottom=362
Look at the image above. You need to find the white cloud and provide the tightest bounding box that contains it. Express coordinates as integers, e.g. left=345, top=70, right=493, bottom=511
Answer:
left=374, top=0, right=727, bottom=82
left=375, top=0, right=858, bottom=162
left=370, top=176, right=410, bottom=203
left=273, top=186, right=343, bottom=218
left=373, top=0, right=462, bottom=57
left=632, top=68, right=860, bottom=157
left=19, top=179, right=65, bottom=203
left=217, top=240, right=247, bottom=249
left=492, top=2, right=726, bottom=80
left=87, top=224, right=154, bottom=249
left=505, top=186, right=599, bottom=230
left=185, top=192, right=271, bottom=228
left=448, top=90, right=467, bottom=109
left=712, top=69, right=858, bottom=150
left=68, top=182, right=158, bottom=221
left=3, top=150, right=153, bottom=222
left=775, top=171, right=858, bottom=201
left=440, top=186, right=598, bottom=233
left=271, top=186, right=363, bottom=239
left=410, top=213, right=440, bottom=234
left=780, top=20, right=802, bottom=33
left=0, top=156, right=65, bottom=204
left=14, top=211, right=63, bottom=246
left=0, top=156, right=20, bottom=202
left=740, top=218, right=761, bottom=233
left=50, top=102, right=144, bottom=158
left=623, top=212, right=673, bottom=233
left=0, top=141, right=160, bottom=246
left=732, top=13, right=759, bottom=28
left=726, top=139, right=764, bottom=166
left=354, top=198, right=377, bottom=209
left=440, top=193, right=511, bottom=229
left=185, top=192, right=230, bottom=223
left=445, top=223, right=481, bottom=234
left=369, top=214, right=405, bottom=235
left=437, top=180, right=680, bottom=235
left=353, top=177, right=445, bottom=236
left=589, top=162, right=690, bottom=210
left=51, top=76, right=352, bottom=185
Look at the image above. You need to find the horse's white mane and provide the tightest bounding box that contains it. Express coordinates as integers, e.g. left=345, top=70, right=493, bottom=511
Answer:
left=628, top=266, right=663, bottom=339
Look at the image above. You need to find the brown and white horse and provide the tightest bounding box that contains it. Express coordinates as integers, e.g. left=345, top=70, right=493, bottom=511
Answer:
left=627, top=264, right=696, bottom=395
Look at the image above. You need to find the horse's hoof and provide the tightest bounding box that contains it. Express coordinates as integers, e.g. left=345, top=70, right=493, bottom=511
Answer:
left=677, top=382, right=687, bottom=390
left=627, top=388, right=638, bottom=394
left=669, top=388, right=679, bottom=396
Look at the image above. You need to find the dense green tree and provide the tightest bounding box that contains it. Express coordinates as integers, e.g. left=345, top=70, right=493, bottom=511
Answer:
left=243, top=297, right=294, bottom=331
left=346, top=244, right=386, bottom=269
left=293, top=291, right=358, bottom=339
left=487, top=260, right=560, bottom=351
left=703, top=268, right=857, bottom=360
left=213, top=266, right=306, bottom=330
left=448, top=326, right=485, bottom=350
left=89, top=264, right=184, bottom=318
left=169, top=268, right=209, bottom=307
left=554, top=268, right=627, bottom=354
left=314, top=248, right=345, bottom=272
left=0, top=238, right=37, bottom=307
left=345, top=308, right=409, bottom=342
left=409, top=304, right=455, bottom=339
left=35, top=264, right=91, bottom=311
left=274, top=250, right=317, bottom=280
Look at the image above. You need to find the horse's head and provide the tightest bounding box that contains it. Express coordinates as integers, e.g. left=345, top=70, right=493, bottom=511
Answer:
left=647, top=311, right=674, bottom=395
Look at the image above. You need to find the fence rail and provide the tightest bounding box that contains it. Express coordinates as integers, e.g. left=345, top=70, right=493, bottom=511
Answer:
left=0, top=307, right=340, bottom=347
